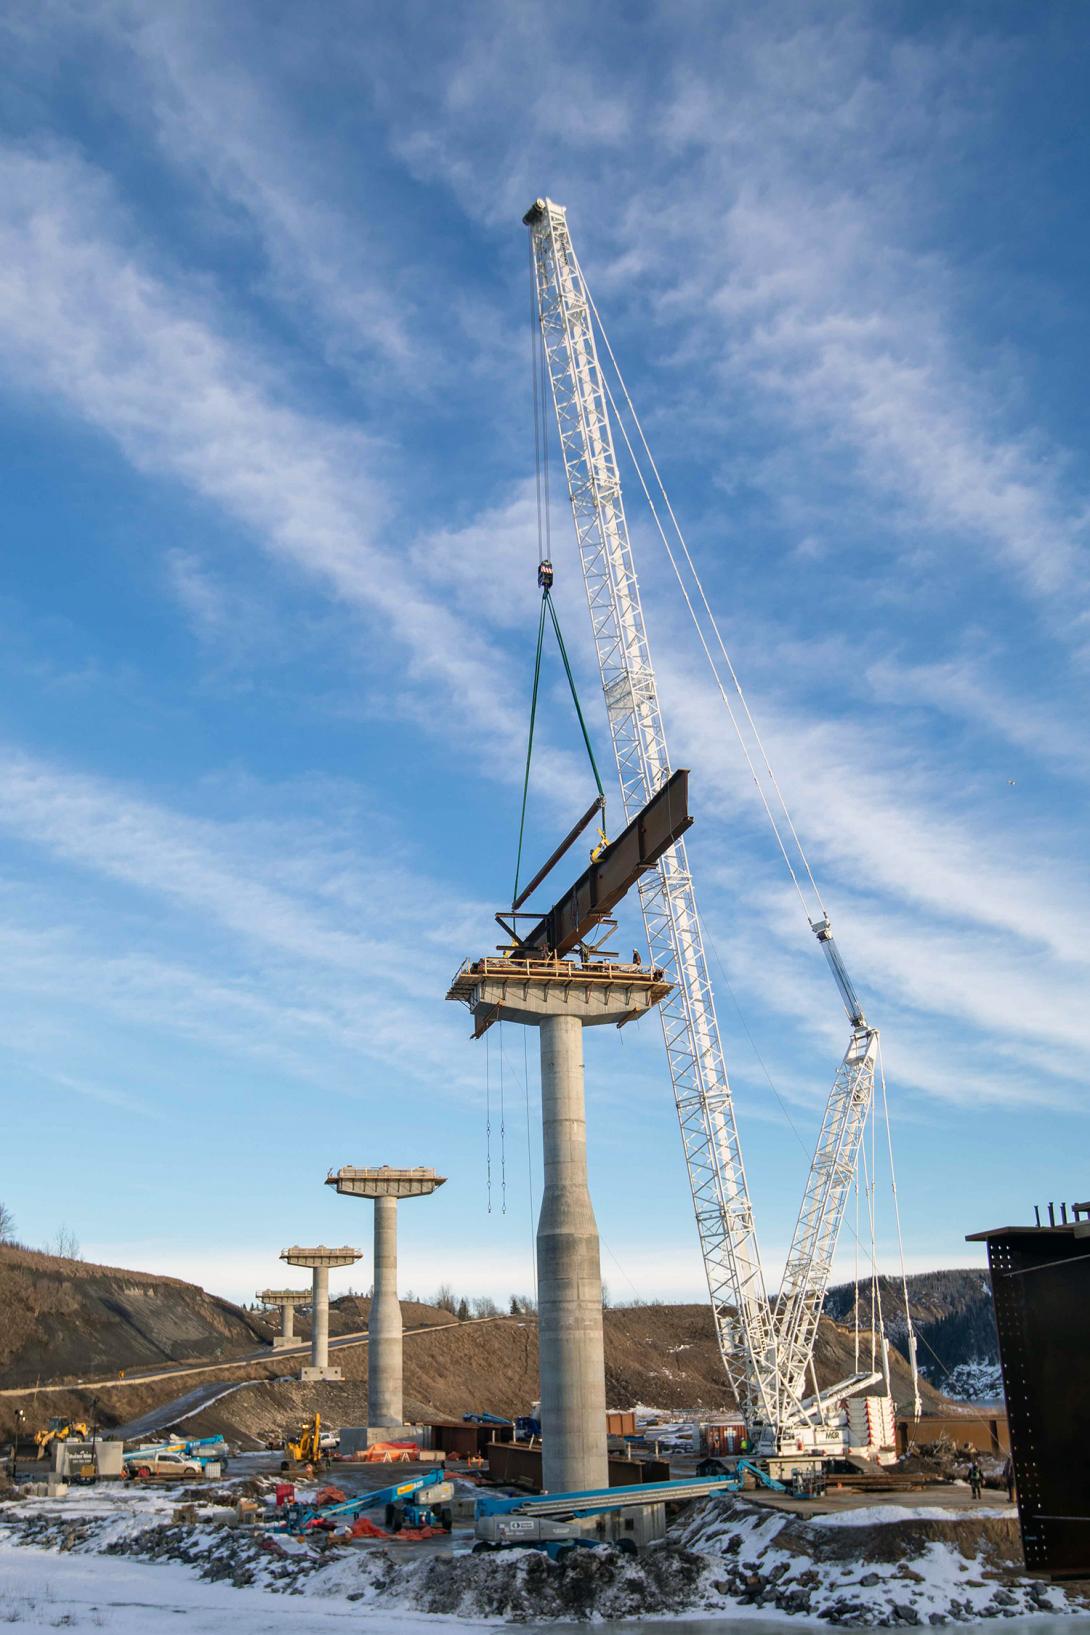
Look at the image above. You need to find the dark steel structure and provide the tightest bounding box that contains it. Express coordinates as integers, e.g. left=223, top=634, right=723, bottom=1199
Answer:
left=506, top=769, right=691, bottom=958
left=967, top=1201, right=1090, bottom=1578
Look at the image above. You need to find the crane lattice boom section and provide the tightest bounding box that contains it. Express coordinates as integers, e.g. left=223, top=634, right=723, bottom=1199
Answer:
left=526, top=196, right=886, bottom=1446
left=527, top=197, right=778, bottom=1425
left=773, top=1026, right=879, bottom=1422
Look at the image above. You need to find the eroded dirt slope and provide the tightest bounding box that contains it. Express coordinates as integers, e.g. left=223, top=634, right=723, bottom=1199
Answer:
left=0, top=1251, right=946, bottom=1441
left=0, top=1245, right=265, bottom=1386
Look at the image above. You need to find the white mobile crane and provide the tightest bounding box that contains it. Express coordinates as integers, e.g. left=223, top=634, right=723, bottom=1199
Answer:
left=523, top=197, right=917, bottom=1462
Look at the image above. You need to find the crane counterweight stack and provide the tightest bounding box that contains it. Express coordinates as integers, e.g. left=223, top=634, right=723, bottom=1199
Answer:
left=523, top=195, right=913, bottom=1462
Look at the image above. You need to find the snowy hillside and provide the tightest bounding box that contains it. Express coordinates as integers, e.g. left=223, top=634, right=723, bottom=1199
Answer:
left=824, top=1269, right=1003, bottom=1404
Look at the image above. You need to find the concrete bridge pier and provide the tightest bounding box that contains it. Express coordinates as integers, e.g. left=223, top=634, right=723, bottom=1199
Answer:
left=536, top=1010, right=609, bottom=1494
left=446, top=957, right=669, bottom=1493
left=279, top=1246, right=362, bottom=1381
left=325, top=1166, right=446, bottom=1433
left=256, top=1288, right=310, bottom=1350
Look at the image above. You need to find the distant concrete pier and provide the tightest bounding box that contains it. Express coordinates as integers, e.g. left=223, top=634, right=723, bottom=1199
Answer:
left=279, top=1246, right=362, bottom=1380
left=447, top=956, right=669, bottom=1492
left=325, top=1166, right=446, bottom=1429
left=256, top=1288, right=310, bottom=1350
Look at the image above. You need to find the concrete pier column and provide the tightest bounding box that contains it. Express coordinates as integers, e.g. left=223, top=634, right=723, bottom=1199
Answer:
left=279, top=1248, right=360, bottom=1381
left=447, top=954, right=669, bottom=1497
left=370, top=1194, right=403, bottom=1426
left=256, top=1288, right=310, bottom=1351
left=311, top=1264, right=330, bottom=1371
left=325, top=1166, right=446, bottom=1433
left=537, top=1012, right=609, bottom=1494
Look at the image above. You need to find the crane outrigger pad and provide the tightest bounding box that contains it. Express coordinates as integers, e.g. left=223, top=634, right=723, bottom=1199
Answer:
left=513, top=769, right=691, bottom=960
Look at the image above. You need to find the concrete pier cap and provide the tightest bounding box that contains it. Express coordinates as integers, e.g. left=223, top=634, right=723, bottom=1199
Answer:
left=327, top=1166, right=446, bottom=1200
left=279, top=1245, right=362, bottom=1381
left=446, top=956, right=671, bottom=1495
left=447, top=955, right=670, bottom=1033
left=325, top=1167, right=446, bottom=1432
left=256, top=1288, right=310, bottom=1350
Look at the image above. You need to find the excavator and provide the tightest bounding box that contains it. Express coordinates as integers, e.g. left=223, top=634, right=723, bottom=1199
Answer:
left=283, top=1412, right=327, bottom=1470
left=34, top=1418, right=89, bottom=1460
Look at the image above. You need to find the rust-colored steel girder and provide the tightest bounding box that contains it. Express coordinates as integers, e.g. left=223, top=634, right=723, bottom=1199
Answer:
left=515, top=769, right=692, bottom=958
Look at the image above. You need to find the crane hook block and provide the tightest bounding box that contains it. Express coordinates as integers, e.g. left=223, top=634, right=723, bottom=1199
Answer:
left=537, top=559, right=554, bottom=592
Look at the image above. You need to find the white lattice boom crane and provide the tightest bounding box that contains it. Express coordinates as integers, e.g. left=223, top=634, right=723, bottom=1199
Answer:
left=524, top=196, right=887, bottom=1456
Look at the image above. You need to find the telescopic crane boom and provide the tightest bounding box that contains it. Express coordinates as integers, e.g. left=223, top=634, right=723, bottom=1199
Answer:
left=523, top=196, right=887, bottom=1452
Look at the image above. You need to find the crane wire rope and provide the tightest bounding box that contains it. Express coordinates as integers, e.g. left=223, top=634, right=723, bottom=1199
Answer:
left=858, top=1126, right=880, bottom=1375
left=594, top=357, right=816, bottom=924
left=516, top=277, right=607, bottom=907
left=523, top=1029, right=538, bottom=1307
left=485, top=1028, right=493, bottom=1215
left=850, top=1113, right=993, bottom=1433
left=529, top=214, right=927, bottom=1440
left=511, top=583, right=607, bottom=909
left=574, top=255, right=930, bottom=1414
left=878, top=1036, right=922, bottom=1416
left=579, top=272, right=828, bottom=928
left=498, top=1022, right=507, bottom=1215
left=529, top=236, right=545, bottom=562
left=529, top=232, right=552, bottom=564
left=511, top=593, right=549, bottom=908
left=853, top=1169, right=861, bottom=1374
left=704, top=913, right=903, bottom=1286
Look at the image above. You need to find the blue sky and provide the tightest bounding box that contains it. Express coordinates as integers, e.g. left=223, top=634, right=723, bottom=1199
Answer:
left=0, top=1, right=1087, bottom=1311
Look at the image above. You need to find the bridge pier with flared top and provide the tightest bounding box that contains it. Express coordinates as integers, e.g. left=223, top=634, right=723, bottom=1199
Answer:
left=446, top=957, right=670, bottom=1493
left=256, top=1288, right=310, bottom=1350
left=279, top=1247, right=362, bottom=1381
left=325, top=1167, right=446, bottom=1431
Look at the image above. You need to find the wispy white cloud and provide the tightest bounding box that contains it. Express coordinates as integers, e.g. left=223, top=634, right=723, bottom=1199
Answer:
left=102, top=1, right=419, bottom=374
left=697, top=188, right=1089, bottom=613
left=359, top=5, right=1090, bottom=638
left=0, top=738, right=501, bottom=1101
left=664, top=645, right=1088, bottom=955
left=657, top=636, right=1090, bottom=1111
left=0, top=144, right=546, bottom=782
left=865, top=653, right=1089, bottom=780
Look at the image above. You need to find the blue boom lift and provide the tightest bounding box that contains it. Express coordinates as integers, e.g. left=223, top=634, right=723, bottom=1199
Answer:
left=275, top=1467, right=454, bottom=1536
left=473, top=1463, right=789, bottom=1559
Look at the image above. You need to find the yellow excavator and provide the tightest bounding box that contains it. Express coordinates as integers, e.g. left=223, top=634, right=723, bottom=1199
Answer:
left=34, top=1418, right=89, bottom=1460
left=283, top=1412, right=325, bottom=1468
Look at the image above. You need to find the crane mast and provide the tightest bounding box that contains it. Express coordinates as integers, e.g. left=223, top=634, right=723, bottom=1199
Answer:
left=525, top=196, right=778, bottom=1428
left=524, top=196, right=886, bottom=1450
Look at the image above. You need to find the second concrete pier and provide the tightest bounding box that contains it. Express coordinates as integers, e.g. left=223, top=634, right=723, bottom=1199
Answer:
left=325, top=1166, right=446, bottom=1429
left=279, top=1245, right=361, bottom=1380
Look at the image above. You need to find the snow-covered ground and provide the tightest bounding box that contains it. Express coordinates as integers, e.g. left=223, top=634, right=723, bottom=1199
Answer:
left=677, top=1497, right=1086, bottom=1626
left=1, top=1475, right=1087, bottom=1628
left=0, top=1536, right=494, bottom=1632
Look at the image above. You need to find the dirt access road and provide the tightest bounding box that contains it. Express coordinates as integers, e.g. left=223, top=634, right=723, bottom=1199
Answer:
left=0, top=1315, right=506, bottom=1398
